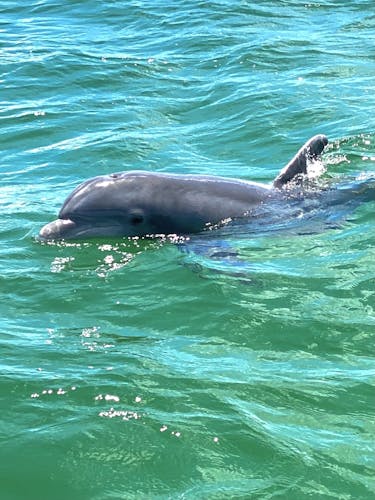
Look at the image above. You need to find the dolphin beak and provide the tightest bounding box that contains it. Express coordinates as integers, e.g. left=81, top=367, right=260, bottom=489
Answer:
left=38, top=218, right=77, bottom=240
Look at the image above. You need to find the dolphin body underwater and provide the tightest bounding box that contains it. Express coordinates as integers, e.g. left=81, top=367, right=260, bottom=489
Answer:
left=39, top=134, right=360, bottom=241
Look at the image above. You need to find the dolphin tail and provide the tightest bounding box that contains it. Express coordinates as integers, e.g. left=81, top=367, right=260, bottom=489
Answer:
left=273, top=134, right=328, bottom=189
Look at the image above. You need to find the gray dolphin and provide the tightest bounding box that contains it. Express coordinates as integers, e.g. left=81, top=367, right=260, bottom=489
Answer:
left=39, top=134, right=328, bottom=240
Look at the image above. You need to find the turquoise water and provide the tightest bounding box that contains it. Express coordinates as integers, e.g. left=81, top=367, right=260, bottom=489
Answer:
left=1, top=1, right=375, bottom=499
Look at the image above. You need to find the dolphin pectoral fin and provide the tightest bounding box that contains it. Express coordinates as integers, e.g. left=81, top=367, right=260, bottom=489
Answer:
left=273, top=134, right=328, bottom=189
left=39, top=218, right=77, bottom=240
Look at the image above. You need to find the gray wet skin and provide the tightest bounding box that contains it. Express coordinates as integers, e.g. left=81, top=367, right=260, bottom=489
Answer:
left=39, top=134, right=328, bottom=240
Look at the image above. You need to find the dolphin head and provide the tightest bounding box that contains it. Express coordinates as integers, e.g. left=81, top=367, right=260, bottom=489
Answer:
left=39, top=172, right=162, bottom=240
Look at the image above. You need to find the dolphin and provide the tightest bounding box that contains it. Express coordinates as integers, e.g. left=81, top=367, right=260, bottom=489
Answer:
left=39, top=134, right=328, bottom=240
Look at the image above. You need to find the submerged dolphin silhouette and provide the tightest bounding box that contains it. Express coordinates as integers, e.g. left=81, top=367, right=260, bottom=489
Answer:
left=39, top=135, right=328, bottom=240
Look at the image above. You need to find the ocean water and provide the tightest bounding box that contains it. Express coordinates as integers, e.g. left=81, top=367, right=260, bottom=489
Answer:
left=1, top=1, right=375, bottom=499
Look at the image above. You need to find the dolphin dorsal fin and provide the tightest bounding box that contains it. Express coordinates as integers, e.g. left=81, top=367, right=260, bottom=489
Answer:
left=273, top=134, right=328, bottom=189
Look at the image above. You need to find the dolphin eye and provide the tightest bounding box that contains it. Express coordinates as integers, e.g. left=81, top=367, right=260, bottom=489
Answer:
left=129, top=213, right=144, bottom=226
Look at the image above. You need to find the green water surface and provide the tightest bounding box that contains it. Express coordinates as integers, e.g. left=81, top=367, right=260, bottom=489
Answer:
left=1, top=1, right=374, bottom=499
